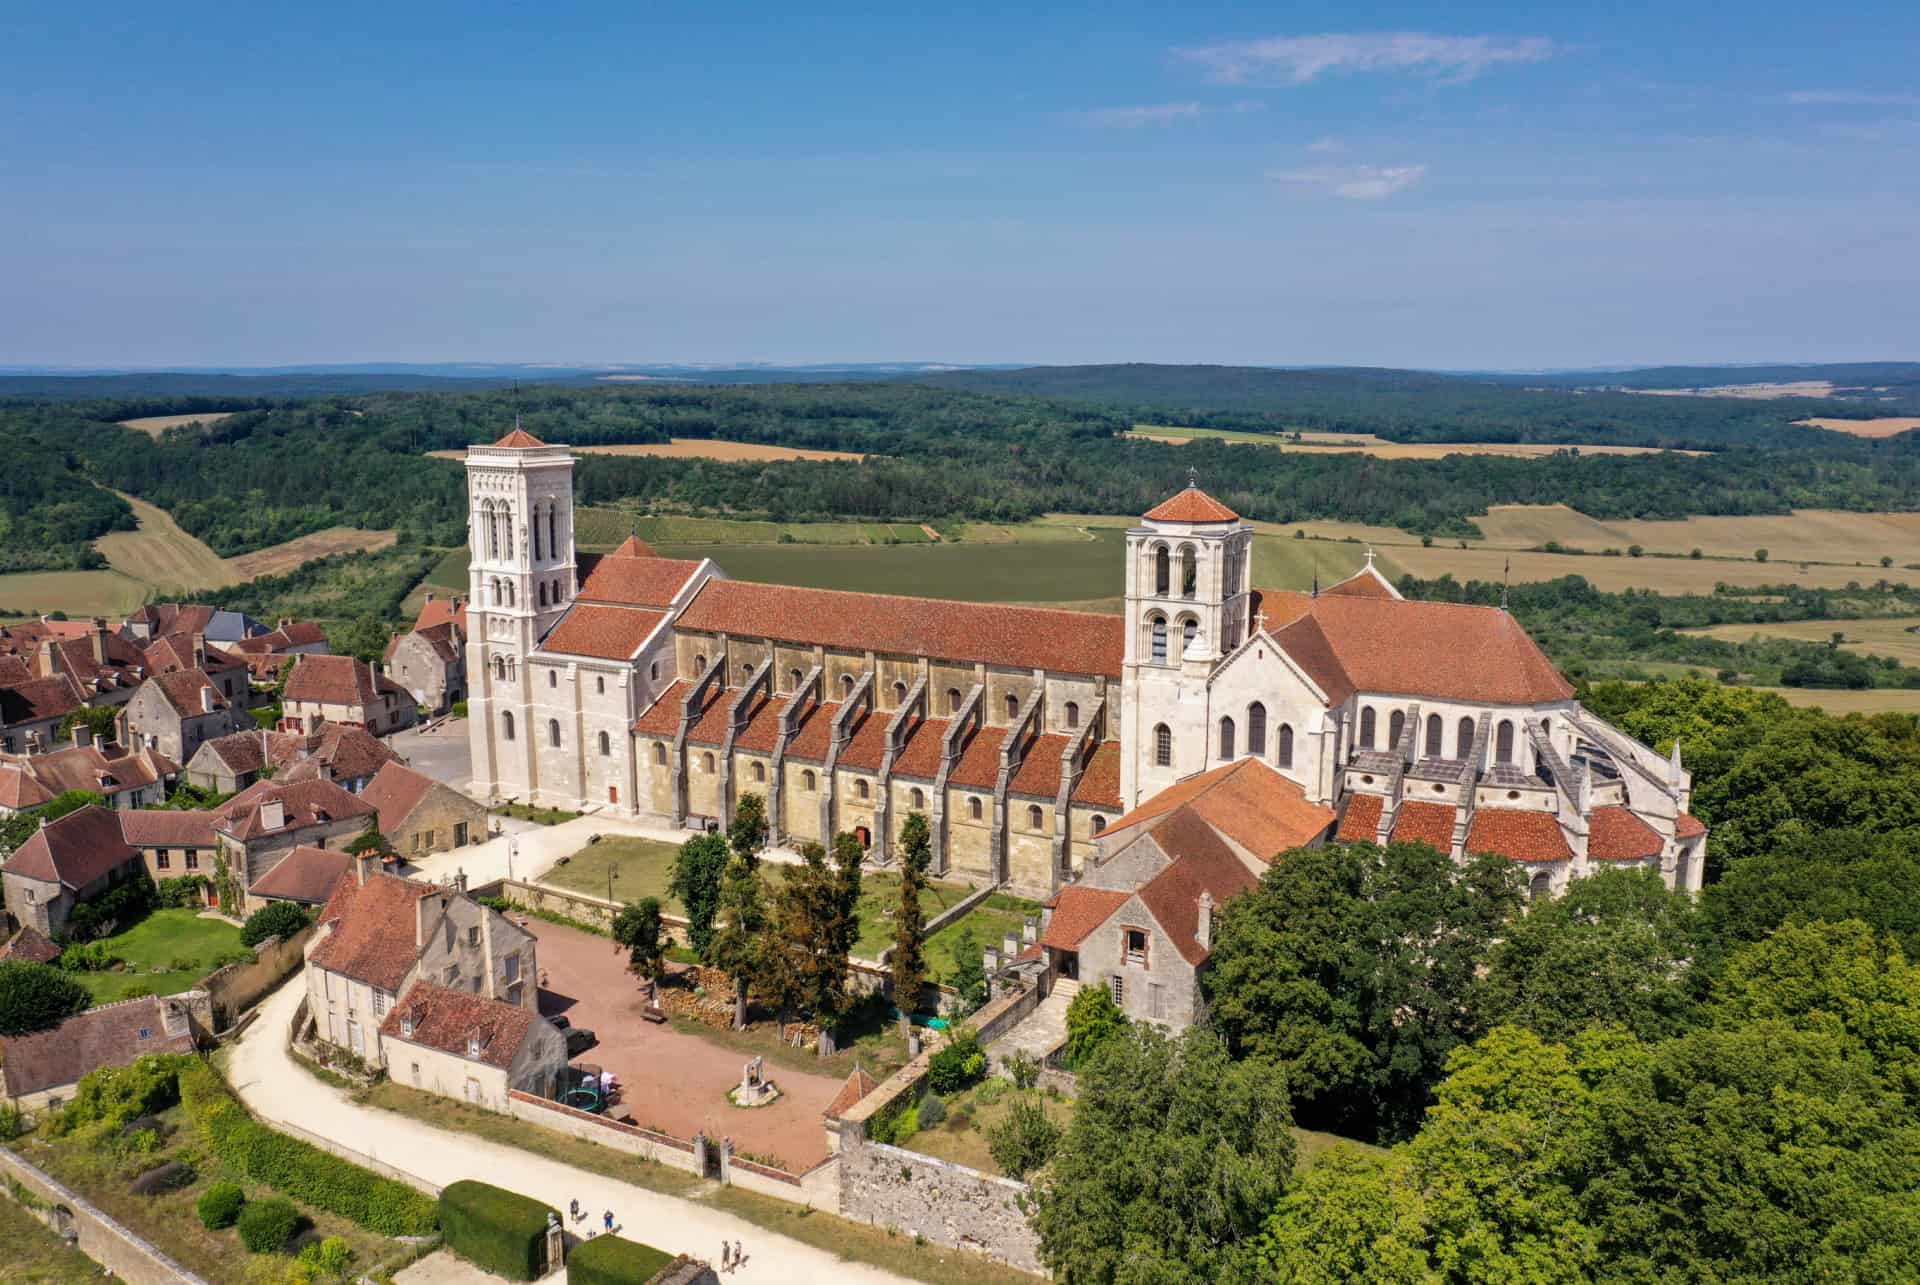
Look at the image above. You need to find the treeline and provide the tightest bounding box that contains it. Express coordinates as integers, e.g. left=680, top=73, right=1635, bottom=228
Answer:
left=0, top=409, right=132, bottom=571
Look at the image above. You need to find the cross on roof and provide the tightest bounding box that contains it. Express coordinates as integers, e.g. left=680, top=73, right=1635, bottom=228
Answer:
left=1257, top=608, right=1269, bottom=634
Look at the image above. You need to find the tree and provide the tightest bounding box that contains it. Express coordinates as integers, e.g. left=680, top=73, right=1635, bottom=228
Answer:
left=728, top=792, right=768, bottom=870
left=765, top=841, right=858, bottom=1051
left=1755, top=547, right=1769, bottom=562
left=344, top=823, right=387, bottom=856
left=329, top=615, right=390, bottom=664
left=58, top=704, right=119, bottom=744
left=1062, top=984, right=1127, bottom=1070
left=987, top=1093, right=1061, bottom=1181
left=890, top=812, right=931, bottom=1034
left=612, top=897, right=667, bottom=996
left=946, top=925, right=988, bottom=1014
left=0, top=789, right=102, bottom=859
left=1478, top=866, right=1703, bottom=1042
left=666, top=833, right=729, bottom=957
left=1204, top=840, right=1523, bottom=1142
left=240, top=901, right=311, bottom=948
left=0, top=961, right=91, bottom=1036
left=1249, top=1150, right=1434, bottom=1285
left=707, top=800, right=771, bottom=1030
left=1698, top=827, right=1920, bottom=962
left=1032, top=1025, right=1294, bottom=1283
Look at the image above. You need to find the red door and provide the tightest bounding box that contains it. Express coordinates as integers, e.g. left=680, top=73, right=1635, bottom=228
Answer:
left=608, top=785, right=619, bottom=804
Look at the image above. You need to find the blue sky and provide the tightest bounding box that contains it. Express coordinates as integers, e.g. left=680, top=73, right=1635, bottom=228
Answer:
left=3, top=2, right=1916, bottom=368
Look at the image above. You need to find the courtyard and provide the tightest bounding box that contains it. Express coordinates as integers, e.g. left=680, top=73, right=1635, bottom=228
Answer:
left=67, top=908, right=245, bottom=1004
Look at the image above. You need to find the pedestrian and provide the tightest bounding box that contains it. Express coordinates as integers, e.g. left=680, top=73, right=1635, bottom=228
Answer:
left=569, top=1198, right=579, bottom=1222
left=604, top=1209, right=614, bottom=1234
left=734, top=1239, right=743, bottom=1269
left=720, top=1241, right=732, bottom=1271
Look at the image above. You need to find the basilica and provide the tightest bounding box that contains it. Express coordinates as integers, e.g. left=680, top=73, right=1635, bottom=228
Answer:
left=464, top=426, right=1704, bottom=1017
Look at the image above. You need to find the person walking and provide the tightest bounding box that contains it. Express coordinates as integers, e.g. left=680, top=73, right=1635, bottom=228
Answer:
left=734, top=1239, right=744, bottom=1270
left=604, top=1209, right=614, bottom=1234
left=720, top=1241, right=732, bottom=1271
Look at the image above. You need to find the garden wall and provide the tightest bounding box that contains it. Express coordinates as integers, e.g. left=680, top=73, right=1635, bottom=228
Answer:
left=725, top=1150, right=841, bottom=1206
left=0, top=1148, right=215, bottom=1285
left=203, top=924, right=313, bottom=1031
left=504, top=1091, right=701, bottom=1175
left=838, top=1140, right=1042, bottom=1274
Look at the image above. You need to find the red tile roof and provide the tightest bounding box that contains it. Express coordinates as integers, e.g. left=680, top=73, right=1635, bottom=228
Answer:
left=1391, top=800, right=1457, bottom=851
left=685, top=690, right=734, bottom=746
left=609, top=535, right=656, bottom=558
left=492, top=427, right=547, bottom=448
left=0, top=743, right=173, bottom=798
left=634, top=681, right=693, bottom=737
left=1070, top=741, right=1122, bottom=809
left=1009, top=734, right=1070, bottom=798
left=413, top=598, right=469, bottom=634
left=148, top=669, right=229, bottom=716
left=309, top=870, right=434, bottom=990
left=249, top=845, right=351, bottom=904
left=194, top=725, right=398, bottom=784
left=732, top=692, right=790, bottom=754
left=118, top=810, right=217, bottom=849
left=575, top=553, right=704, bottom=609
left=1337, top=792, right=1384, bottom=842
left=783, top=700, right=842, bottom=762
left=0, top=764, right=55, bottom=810
left=0, top=995, right=197, bottom=1098
left=947, top=725, right=1008, bottom=789
left=1320, top=564, right=1400, bottom=600
left=0, top=925, right=61, bottom=964
left=1139, top=841, right=1258, bottom=966
left=542, top=605, right=667, bottom=661
left=824, top=1065, right=878, bottom=1119
left=3, top=805, right=139, bottom=888
left=214, top=777, right=376, bottom=842
left=0, top=675, right=86, bottom=726
left=677, top=580, right=1125, bottom=678
left=837, top=709, right=890, bottom=772
left=890, top=717, right=950, bottom=780
left=359, top=762, right=441, bottom=838
left=1466, top=808, right=1572, bottom=864
left=380, top=981, right=540, bottom=1069
left=1588, top=805, right=1665, bottom=860
left=1040, top=886, right=1131, bottom=951
left=1675, top=811, right=1707, bottom=839
left=1143, top=486, right=1239, bottom=524
left=283, top=654, right=403, bottom=708
left=1107, top=759, right=1334, bottom=861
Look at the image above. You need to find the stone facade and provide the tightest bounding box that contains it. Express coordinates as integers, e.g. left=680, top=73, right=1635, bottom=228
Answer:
left=839, top=1141, right=1042, bottom=1273
left=118, top=672, right=249, bottom=763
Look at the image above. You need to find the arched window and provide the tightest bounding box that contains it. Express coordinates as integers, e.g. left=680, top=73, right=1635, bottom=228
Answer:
left=695, top=654, right=707, bottom=674
left=1092, top=814, right=1107, bottom=834
left=742, top=663, right=754, bottom=684
left=548, top=508, right=557, bottom=561
left=946, top=688, right=961, bottom=714
left=1425, top=714, right=1443, bottom=759
left=1027, top=804, right=1044, bottom=830
left=1278, top=723, right=1294, bottom=768
left=840, top=674, right=855, bottom=698
left=650, top=661, right=660, bottom=682
left=891, top=681, right=906, bottom=706
left=548, top=669, right=557, bottom=689
left=1496, top=719, right=1515, bottom=764
left=1150, top=616, right=1168, bottom=664
left=493, top=655, right=505, bottom=680
left=505, top=581, right=515, bottom=607
left=653, top=742, right=667, bottom=764
left=1247, top=702, right=1267, bottom=757
left=789, top=668, right=803, bottom=691
left=532, top=504, right=543, bottom=560
left=1065, top=701, right=1079, bottom=729
left=1182, top=618, right=1198, bottom=655
left=1154, top=545, right=1170, bottom=595
left=1359, top=707, right=1376, bottom=748
left=1154, top=723, right=1172, bottom=767
left=598, top=730, right=610, bottom=756
left=547, top=719, right=561, bottom=747
left=1218, top=716, right=1236, bottom=760
left=501, top=711, right=515, bottom=741
left=1180, top=545, right=1197, bottom=597
left=856, top=779, right=870, bottom=800
left=968, top=796, right=982, bottom=820
left=910, top=787, right=924, bottom=808
left=702, top=752, right=715, bottom=773
left=802, top=770, right=816, bottom=791
left=1388, top=710, right=1405, bottom=749
left=595, top=676, right=605, bottom=695
left=1457, top=716, right=1475, bottom=758
left=1005, top=693, right=1019, bottom=720
left=752, top=761, right=766, bottom=782
left=1529, top=871, right=1552, bottom=902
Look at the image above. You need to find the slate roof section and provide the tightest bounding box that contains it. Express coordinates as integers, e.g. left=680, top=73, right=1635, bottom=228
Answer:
left=1070, top=741, right=1123, bottom=809
left=1392, top=800, right=1457, bottom=851
left=1337, top=792, right=1384, bottom=842
left=1588, top=805, right=1665, bottom=860
left=309, top=870, right=433, bottom=991
left=0, top=995, right=197, bottom=1098
left=3, top=805, right=139, bottom=889
left=1465, top=808, right=1573, bottom=864
left=541, top=605, right=667, bottom=660
left=677, top=580, right=1126, bottom=678
left=381, top=981, right=539, bottom=1069
left=1105, top=758, right=1335, bottom=861
left=118, top=810, right=217, bottom=849
left=249, top=845, right=352, bottom=904
left=1143, top=486, right=1240, bottom=524
left=1040, top=886, right=1131, bottom=951
left=358, top=762, right=440, bottom=839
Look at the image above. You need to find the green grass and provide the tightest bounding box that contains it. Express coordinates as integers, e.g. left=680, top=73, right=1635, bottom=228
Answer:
left=1251, top=533, right=1400, bottom=591
left=72, top=908, right=245, bottom=1004
left=926, top=891, right=1043, bottom=981
left=0, top=1193, right=107, bottom=1283
left=902, top=1079, right=1076, bottom=1175
left=492, top=802, right=582, bottom=825
left=424, top=545, right=469, bottom=589
left=573, top=511, right=936, bottom=550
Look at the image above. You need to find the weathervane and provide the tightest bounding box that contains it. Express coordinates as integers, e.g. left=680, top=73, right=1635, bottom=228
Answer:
left=1187, top=465, right=1199, bottom=489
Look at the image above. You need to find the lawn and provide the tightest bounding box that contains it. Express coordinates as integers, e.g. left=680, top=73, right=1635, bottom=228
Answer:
left=926, top=891, right=1043, bottom=983
left=0, top=1194, right=107, bottom=1283
left=71, top=908, right=245, bottom=1004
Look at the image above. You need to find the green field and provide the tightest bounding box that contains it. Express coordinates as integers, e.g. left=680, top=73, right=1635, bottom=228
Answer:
left=573, top=508, right=931, bottom=549
left=926, top=890, right=1043, bottom=981
left=72, top=908, right=245, bottom=1004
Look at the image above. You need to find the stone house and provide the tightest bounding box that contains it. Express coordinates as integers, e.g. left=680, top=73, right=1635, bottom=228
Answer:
left=0, top=805, right=146, bottom=937
left=0, top=992, right=201, bottom=1111
left=119, top=668, right=251, bottom=764
left=210, top=777, right=377, bottom=914
left=0, top=735, right=175, bottom=812
left=139, top=633, right=252, bottom=709
left=303, top=862, right=539, bottom=1068
left=0, top=654, right=87, bottom=757
left=358, top=761, right=487, bottom=858
left=183, top=723, right=399, bottom=795
left=386, top=619, right=466, bottom=715
left=378, top=980, right=564, bottom=1109
left=118, top=809, right=218, bottom=897
left=230, top=619, right=331, bottom=684
left=281, top=654, right=417, bottom=738
left=124, top=603, right=262, bottom=645
left=0, top=620, right=149, bottom=713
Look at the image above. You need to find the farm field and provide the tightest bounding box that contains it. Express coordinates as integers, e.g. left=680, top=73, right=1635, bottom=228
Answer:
left=1628, top=381, right=1836, bottom=399
left=1765, top=686, right=1920, bottom=714
left=1387, top=543, right=1895, bottom=593
left=1682, top=617, right=1920, bottom=666
left=226, top=525, right=395, bottom=577
left=429, top=437, right=866, bottom=463
left=95, top=492, right=241, bottom=590
left=573, top=507, right=929, bottom=548
left=1125, top=425, right=1697, bottom=459
left=1793, top=417, right=1920, bottom=437
left=0, top=568, right=151, bottom=619
left=115, top=410, right=239, bottom=436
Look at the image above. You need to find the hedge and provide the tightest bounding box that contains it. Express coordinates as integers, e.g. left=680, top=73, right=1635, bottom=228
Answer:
left=439, top=1180, right=558, bottom=1281
left=178, top=1060, right=437, bottom=1236
left=567, top=1235, right=678, bottom=1285
left=237, top=1197, right=302, bottom=1253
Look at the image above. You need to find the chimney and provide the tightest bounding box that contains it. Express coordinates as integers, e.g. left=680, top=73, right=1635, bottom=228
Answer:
left=90, top=619, right=108, bottom=665
left=200, top=684, right=216, bottom=714
left=453, top=867, right=469, bottom=894
left=36, top=639, right=57, bottom=679
left=26, top=730, right=42, bottom=753
left=424, top=593, right=436, bottom=604
left=356, top=850, right=378, bottom=887
left=1196, top=890, right=1214, bottom=952
left=72, top=723, right=92, bottom=750
left=259, top=798, right=286, bottom=831
left=191, top=633, right=207, bottom=669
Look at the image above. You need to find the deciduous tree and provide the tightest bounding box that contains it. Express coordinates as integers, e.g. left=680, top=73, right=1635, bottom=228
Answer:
left=667, top=832, right=730, bottom=957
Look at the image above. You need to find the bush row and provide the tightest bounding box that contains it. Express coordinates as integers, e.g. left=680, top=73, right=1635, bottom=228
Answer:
left=566, top=1235, right=677, bottom=1285
left=439, top=1180, right=557, bottom=1281
left=178, top=1059, right=438, bottom=1236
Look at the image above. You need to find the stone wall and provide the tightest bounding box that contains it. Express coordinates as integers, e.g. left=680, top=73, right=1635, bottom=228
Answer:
left=839, top=1140, right=1042, bottom=1274
left=505, top=1091, right=702, bottom=1174
left=202, top=925, right=313, bottom=1031
left=0, top=1147, right=215, bottom=1285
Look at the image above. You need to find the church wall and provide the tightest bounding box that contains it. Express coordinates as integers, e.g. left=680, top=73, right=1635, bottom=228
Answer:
left=834, top=768, right=880, bottom=844
left=1003, top=801, right=1054, bottom=893
left=943, top=787, right=996, bottom=883
left=782, top=762, right=824, bottom=843
left=527, top=663, right=586, bottom=808
left=926, top=662, right=976, bottom=716
left=1128, top=666, right=1208, bottom=803
left=639, top=739, right=675, bottom=816
left=874, top=656, right=921, bottom=707
left=1066, top=805, right=1113, bottom=875
left=676, top=631, right=722, bottom=681
left=889, top=780, right=933, bottom=848
left=1042, top=674, right=1106, bottom=737
left=823, top=650, right=868, bottom=700
left=733, top=751, right=772, bottom=798
left=685, top=746, right=723, bottom=823
left=983, top=667, right=1037, bottom=726
left=1081, top=831, right=1171, bottom=893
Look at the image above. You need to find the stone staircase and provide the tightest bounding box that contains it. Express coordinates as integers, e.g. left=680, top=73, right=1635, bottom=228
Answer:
left=989, top=978, right=1077, bottom=1069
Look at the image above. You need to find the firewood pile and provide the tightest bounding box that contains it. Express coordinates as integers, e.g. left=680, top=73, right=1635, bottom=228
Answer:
left=661, top=965, right=822, bottom=1046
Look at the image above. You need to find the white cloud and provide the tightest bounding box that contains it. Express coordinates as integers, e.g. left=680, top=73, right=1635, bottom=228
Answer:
left=1268, top=163, right=1428, bottom=200
left=1787, top=90, right=1920, bottom=106
left=1078, top=102, right=1205, bottom=129
left=1178, top=31, right=1555, bottom=86
left=1306, top=136, right=1342, bottom=152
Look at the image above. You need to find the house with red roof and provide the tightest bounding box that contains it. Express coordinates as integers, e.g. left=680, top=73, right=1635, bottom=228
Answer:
left=183, top=723, right=400, bottom=795
left=358, top=761, right=487, bottom=859
left=1, top=992, right=201, bottom=1111
left=0, top=805, right=145, bottom=936
left=0, top=733, right=177, bottom=813
left=210, top=777, right=378, bottom=914
left=280, top=653, right=416, bottom=738
left=386, top=601, right=467, bottom=715
left=118, top=667, right=252, bottom=762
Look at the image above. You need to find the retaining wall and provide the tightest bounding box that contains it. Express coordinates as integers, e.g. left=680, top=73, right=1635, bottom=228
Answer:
left=0, top=1148, right=214, bottom=1285
left=839, top=1140, right=1042, bottom=1273
left=204, top=925, right=313, bottom=1031
left=505, top=1090, right=701, bottom=1174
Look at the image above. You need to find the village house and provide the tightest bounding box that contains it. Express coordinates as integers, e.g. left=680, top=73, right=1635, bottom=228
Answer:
left=183, top=723, right=400, bottom=795
left=118, top=809, right=218, bottom=897
left=0, top=924, right=61, bottom=963
left=119, top=668, right=252, bottom=763
left=0, top=805, right=146, bottom=937
left=210, top=777, right=378, bottom=914
left=358, top=761, right=488, bottom=859
left=281, top=654, right=417, bottom=738
left=386, top=610, right=466, bottom=716
left=0, top=993, right=202, bottom=1112
left=0, top=653, right=88, bottom=757
left=246, top=844, right=352, bottom=908
left=379, top=981, right=565, bottom=1109
left=124, top=603, right=262, bottom=646
left=302, top=861, right=544, bottom=1075
left=230, top=618, right=331, bottom=683
left=0, top=734, right=176, bottom=812
left=139, top=632, right=252, bottom=708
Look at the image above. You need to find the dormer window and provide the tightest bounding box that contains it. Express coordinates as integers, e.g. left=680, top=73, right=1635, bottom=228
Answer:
left=401, top=1015, right=415, bottom=1037
left=467, top=1034, right=483, bottom=1057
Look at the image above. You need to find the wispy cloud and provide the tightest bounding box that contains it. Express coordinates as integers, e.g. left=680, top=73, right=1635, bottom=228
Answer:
left=1787, top=89, right=1920, bottom=106
left=1306, top=136, right=1342, bottom=152
left=1268, top=164, right=1428, bottom=200
left=1179, top=32, right=1555, bottom=86
left=1078, top=102, right=1204, bottom=129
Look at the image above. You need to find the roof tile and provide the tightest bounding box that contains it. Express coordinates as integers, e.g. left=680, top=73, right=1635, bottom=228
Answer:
left=1465, top=808, right=1573, bottom=864
left=1143, top=487, right=1239, bottom=523
left=1391, top=800, right=1457, bottom=851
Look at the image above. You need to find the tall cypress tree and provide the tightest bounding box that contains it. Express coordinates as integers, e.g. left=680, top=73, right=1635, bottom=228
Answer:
left=892, top=812, right=931, bottom=1036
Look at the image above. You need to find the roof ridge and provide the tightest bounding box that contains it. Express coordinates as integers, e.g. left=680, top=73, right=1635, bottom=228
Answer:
left=711, top=578, right=1121, bottom=622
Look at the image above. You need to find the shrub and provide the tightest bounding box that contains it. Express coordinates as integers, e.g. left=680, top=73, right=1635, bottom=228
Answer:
left=179, top=1060, right=437, bottom=1236
left=51, top=1053, right=189, bottom=1138
left=0, top=960, right=91, bottom=1036
left=1064, top=984, right=1128, bottom=1070
left=240, top=901, right=310, bottom=948
left=129, top=1160, right=195, bottom=1194
left=988, top=1094, right=1061, bottom=1181
left=297, top=1235, right=353, bottom=1281
left=567, top=1235, right=676, bottom=1285
left=156, top=876, right=211, bottom=909
left=57, top=941, right=122, bottom=972
left=917, top=1091, right=947, bottom=1128
left=973, top=1077, right=1009, bottom=1106
left=198, top=1181, right=246, bottom=1229
left=237, top=1198, right=303, bottom=1253
left=1006, top=1047, right=1040, bottom=1090
left=927, top=1029, right=987, bottom=1095
left=450, top=700, right=469, bottom=719
left=887, top=1104, right=920, bottom=1145
left=65, top=873, right=158, bottom=941
left=439, top=1180, right=558, bottom=1281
